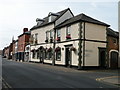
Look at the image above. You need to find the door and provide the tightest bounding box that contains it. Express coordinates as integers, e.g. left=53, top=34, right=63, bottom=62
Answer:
left=99, top=48, right=106, bottom=68
left=39, top=51, right=44, bottom=63
left=110, top=51, right=118, bottom=69
left=65, top=47, right=71, bottom=67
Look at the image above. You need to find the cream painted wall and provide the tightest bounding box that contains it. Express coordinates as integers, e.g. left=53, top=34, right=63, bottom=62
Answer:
left=84, top=41, right=106, bottom=66
left=60, top=23, right=79, bottom=41
left=31, top=24, right=54, bottom=44
left=85, top=23, right=107, bottom=41
left=30, top=44, right=53, bottom=62
left=55, top=41, right=79, bottom=66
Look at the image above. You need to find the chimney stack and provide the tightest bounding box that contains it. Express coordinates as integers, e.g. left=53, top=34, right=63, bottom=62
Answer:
left=23, top=28, right=28, bottom=33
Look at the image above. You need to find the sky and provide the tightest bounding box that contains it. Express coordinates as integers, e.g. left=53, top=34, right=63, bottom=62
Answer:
left=0, top=0, right=118, bottom=50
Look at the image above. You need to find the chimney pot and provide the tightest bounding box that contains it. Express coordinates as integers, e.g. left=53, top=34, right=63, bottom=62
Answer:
left=23, top=28, right=28, bottom=33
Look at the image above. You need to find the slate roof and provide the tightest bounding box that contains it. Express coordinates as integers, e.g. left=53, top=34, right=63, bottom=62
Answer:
left=55, top=13, right=110, bottom=28
left=30, top=8, right=70, bottom=30
left=107, top=28, right=119, bottom=38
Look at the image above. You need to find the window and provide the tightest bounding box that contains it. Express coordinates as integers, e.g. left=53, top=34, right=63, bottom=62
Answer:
left=66, top=26, right=71, bottom=35
left=35, top=33, right=38, bottom=44
left=57, top=29, right=61, bottom=37
left=45, top=48, right=53, bottom=60
left=50, top=30, right=53, bottom=38
left=56, top=50, right=61, bottom=61
left=48, top=51, right=52, bottom=59
left=113, top=38, right=117, bottom=44
left=46, top=31, right=49, bottom=40
left=50, top=30, right=53, bottom=43
left=66, top=26, right=71, bottom=39
left=35, top=33, right=38, bottom=40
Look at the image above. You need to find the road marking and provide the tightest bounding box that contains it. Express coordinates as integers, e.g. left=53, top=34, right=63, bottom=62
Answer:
left=2, top=78, right=12, bottom=88
left=96, top=76, right=120, bottom=87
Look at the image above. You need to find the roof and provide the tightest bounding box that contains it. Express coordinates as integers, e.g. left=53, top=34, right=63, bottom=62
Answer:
left=30, top=8, right=71, bottom=30
left=55, top=13, right=110, bottom=28
left=107, top=28, right=119, bottom=38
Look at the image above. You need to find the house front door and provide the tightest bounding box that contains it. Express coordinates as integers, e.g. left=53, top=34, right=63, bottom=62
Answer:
left=110, top=51, right=118, bottom=69
left=99, top=48, right=106, bottom=68
left=39, top=51, right=44, bottom=63
left=65, top=45, right=72, bottom=67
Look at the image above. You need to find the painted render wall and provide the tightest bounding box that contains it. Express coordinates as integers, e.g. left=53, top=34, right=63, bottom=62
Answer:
left=58, top=23, right=79, bottom=41
left=84, top=41, right=106, bottom=66
left=30, top=24, right=54, bottom=62
left=82, top=22, right=107, bottom=66
left=31, top=24, right=54, bottom=44
left=85, top=23, right=107, bottom=41
left=55, top=41, right=79, bottom=66
left=55, top=22, right=107, bottom=67
left=30, top=44, right=53, bottom=63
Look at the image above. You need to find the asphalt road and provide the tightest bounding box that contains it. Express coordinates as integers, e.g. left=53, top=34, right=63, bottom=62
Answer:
left=2, top=57, right=119, bottom=88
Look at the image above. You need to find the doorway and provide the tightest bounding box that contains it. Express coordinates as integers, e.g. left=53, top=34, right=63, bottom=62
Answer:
left=39, top=51, right=44, bottom=63
left=99, top=48, right=106, bottom=68
left=110, top=51, right=118, bottom=69
left=65, top=45, right=72, bottom=67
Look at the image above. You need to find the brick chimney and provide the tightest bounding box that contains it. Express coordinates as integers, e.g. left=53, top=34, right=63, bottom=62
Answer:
left=23, top=28, right=28, bottom=33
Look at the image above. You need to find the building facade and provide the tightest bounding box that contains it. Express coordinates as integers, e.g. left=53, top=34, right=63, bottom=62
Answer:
left=107, top=28, right=119, bottom=69
left=17, top=28, right=30, bottom=61
left=30, top=8, right=74, bottom=65
left=30, top=8, right=110, bottom=69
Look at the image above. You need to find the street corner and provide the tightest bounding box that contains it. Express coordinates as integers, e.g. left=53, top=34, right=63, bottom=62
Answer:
left=96, top=76, right=120, bottom=87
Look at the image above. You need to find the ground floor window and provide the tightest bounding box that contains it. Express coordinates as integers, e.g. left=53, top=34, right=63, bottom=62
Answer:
left=37, top=50, right=39, bottom=59
left=32, top=49, right=39, bottom=59
left=55, top=47, right=61, bottom=61
left=45, top=47, right=53, bottom=60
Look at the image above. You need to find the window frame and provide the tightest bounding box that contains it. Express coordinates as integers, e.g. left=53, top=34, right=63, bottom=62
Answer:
left=56, top=50, right=61, bottom=61
left=66, top=26, right=71, bottom=36
left=57, top=29, right=61, bottom=38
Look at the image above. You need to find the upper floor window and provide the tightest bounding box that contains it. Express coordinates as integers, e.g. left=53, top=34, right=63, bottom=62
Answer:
left=66, top=26, right=71, bottom=35
left=66, top=26, right=71, bottom=39
left=50, top=30, right=53, bottom=38
left=35, top=33, right=38, bottom=44
left=113, top=38, right=117, bottom=44
left=46, top=31, right=49, bottom=40
left=35, top=33, right=38, bottom=40
left=57, top=29, right=61, bottom=37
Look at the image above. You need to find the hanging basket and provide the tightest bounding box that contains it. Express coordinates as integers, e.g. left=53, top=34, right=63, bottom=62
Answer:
left=56, top=37, right=60, bottom=41
left=45, top=39, right=48, bottom=43
left=47, top=47, right=52, bottom=52
left=70, top=47, right=76, bottom=51
left=66, top=34, right=71, bottom=39
left=55, top=47, right=61, bottom=52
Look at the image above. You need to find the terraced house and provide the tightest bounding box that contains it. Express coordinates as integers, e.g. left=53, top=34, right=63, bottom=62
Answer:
left=30, top=8, right=110, bottom=69
left=30, top=8, right=74, bottom=64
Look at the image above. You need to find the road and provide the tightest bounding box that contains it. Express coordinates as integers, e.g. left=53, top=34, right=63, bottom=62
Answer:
left=2, top=57, right=119, bottom=88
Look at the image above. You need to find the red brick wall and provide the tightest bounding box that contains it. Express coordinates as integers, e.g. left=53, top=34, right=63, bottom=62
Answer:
left=12, top=42, right=16, bottom=54
left=108, top=36, right=119, bottom=52
left=18, top=34, right=30, bottom=52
